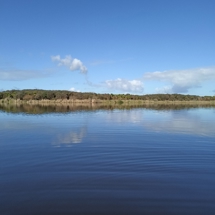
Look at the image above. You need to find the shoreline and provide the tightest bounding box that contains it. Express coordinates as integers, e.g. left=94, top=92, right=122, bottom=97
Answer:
left=1, top=99, right=215, bottom=114
left=1, top=98, right=215, bottom=105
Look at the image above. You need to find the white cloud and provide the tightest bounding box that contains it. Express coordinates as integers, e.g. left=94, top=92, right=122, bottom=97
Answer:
left=69, top=87, right=80, bottom=92
left=51, top=55, right=87, bottom=74
left=105, top=78, right=144, bottom=93
left=143, top=67, right=215, bottom=93
left=155, top=85, right=172, bottom=94
left=0, top=69, right=47, bottom=81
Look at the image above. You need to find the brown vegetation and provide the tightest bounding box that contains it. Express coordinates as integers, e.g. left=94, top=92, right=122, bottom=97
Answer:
left=0, top=89, right=215, bottom=105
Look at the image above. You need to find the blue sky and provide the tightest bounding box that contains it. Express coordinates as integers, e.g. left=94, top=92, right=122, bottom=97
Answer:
left=1, top=0, right=215, bottom=95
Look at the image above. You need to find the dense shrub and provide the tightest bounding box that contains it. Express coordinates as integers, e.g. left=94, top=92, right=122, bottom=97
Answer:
left=0, top=90, right=215, bottom=102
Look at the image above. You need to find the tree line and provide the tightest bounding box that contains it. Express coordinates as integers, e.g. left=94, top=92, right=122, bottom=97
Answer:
left=0, top=89, right=215, bottom=101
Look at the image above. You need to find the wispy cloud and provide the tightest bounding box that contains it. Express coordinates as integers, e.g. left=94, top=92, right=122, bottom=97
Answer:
left=51, top=55, right=87, bottom=74
left=104, top=78, right=144, bottom=93
left=90, top=58, right=133, bottom=66
left=90, top=60, right=115, bottom=66
left=143, top=67, right=215, bottom=93
left=0, top=68, right=49, bottom=81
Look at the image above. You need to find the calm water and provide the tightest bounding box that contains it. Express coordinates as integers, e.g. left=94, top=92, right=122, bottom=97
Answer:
left=1, top=105, right=215, bottom=215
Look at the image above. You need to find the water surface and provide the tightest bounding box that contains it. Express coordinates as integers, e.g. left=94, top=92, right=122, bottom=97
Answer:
left=1, top=104, right=215, bottom=215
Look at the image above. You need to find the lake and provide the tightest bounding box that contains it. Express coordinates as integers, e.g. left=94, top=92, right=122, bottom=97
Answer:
left=1, top=104, right=215, bottom=215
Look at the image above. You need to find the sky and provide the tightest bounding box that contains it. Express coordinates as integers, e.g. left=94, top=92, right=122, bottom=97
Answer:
left=0, top=0, right=215, bottom=96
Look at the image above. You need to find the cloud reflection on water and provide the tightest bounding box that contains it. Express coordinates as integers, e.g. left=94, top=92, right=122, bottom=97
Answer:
left=101, top=109, right=215, bottom=137
left=1, top=107, right=215, bottom=147
left=142, top=110, right=215, bottom=137
left=105, top=109, right=143, bottom=124
left=53, top=127, right=87, bottom=146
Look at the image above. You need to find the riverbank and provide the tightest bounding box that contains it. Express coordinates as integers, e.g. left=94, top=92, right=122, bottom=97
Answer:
left=1, top=99, right=215, bottom=115
left=1, top=98, right=215, bottom=105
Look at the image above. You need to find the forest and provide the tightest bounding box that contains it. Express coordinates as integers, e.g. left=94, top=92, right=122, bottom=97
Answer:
left=0, top=89, right=215, bottom=102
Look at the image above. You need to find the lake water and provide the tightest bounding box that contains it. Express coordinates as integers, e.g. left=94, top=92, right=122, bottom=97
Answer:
left=1, top=104, right=215, bottom=215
